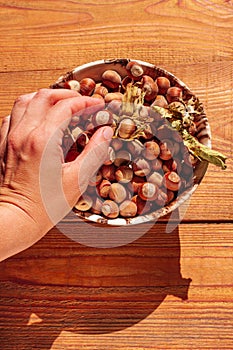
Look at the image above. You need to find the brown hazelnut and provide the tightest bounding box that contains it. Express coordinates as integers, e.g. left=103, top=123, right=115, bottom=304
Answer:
left=163, top=171, right=181, bottom=191
left=117, top=118, right=137, bottom=139
left=162, top=159, right=178, bottom=173
left=76, top=131, right=90, bottom=149
left=114, top=150, right=131, bottom=167
left=89, top=170, right=102, bottom=186
left=127, top=139, right=145, bottom=157
left=100, top=164, right=116, bottom=182
left=92, top=109, right=113, bottom=127
left=131, top=195, right=152, bottom=215
left=64, top=80, right=81, bottom=92
left=150, top=158, right=163, bottom=172
left=102, top=200, right=119, bottom=218
left=132, top=158, right=151, bottom=177
left=94, top=84, right=108, bottom=97
left=79, top=78, right=96, bottom=96
left=109, top=183, right=127, bottom=203
left=155, top=189, right=168, bottom=207
left=155, top=76, right=171, bottom=95
left=91, top=93, right=105, bottom=100
left=126, top=61, right=144, bottom=80
left=119, top=200, right=137, bottom=217
left=102, top=70, right=122, bottom=89
left=98, top=179, right=111, bottom=198
left=74, top=195, right=93, bottom=211
left=115, top=165, right=133, bottom=183
left=104, top=146, right=116, bottom=165
left=91, top=197, right=104, bottom=214
left=141, top=75, right=158, bottom=102
left=142, top=141, right=160, bottom=160
left=138, top=182, right=158, bottom=201
left=130, top=175, right=145, bottom=193
left=147, top=171, right=163, bottom=187
left=159, top=141, right=173, bottom=160
left=151, top=95, right=168, bottom=108
left=104, top=92, right=124, bottom=103
left=166, top=86, right=182, bottom=103
left=111, top=138, right=124, bottom=151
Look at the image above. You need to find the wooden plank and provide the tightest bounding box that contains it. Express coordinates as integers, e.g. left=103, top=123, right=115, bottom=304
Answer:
left=0, top=224, right=232, bottom=349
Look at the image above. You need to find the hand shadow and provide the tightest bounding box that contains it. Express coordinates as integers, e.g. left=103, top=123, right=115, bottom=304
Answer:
left=0, top=210, right=191, bottom=350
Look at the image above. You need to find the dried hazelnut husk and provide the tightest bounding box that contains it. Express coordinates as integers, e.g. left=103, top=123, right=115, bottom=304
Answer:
left=119, top=200, right=137, bottom=217
left=147, top=171, right=163, bottom=187
left=74, top=195, right=93, bottom=211
left=127, top=139, right=145, bottom=157
left=102, top=200, right=119, bottom=218
left=126, top=61, right=144, bottom=80
left=163, top=171, right=181, bottom=191
left=102, top=70, right=122, bottom=89
left=79, top=78, right=96, bottom=96
left=115, top=165, right=133, bottom=184
left=117, top=118, right=137, bottom=139
left=92, top=109, right=113, bottom=127
left=114, top=150, right=131, bottom=167
left=104, top=92, right=124, bottom=103
left=142, top=141, right=160, bottom=160
left=109, top=183, right=127, bottom=203
left=166, top=86, right=182, bottom=103
left=132, top=158, right=151, bottom=177
left=155, top=76, right=171, bottom=95
left=141, top=75, right=158, bottom=102
left=100, top=164, right=116, bottom=182
left=64, top=80, right=81, bottom=92
left=138, top=182, right=158, bottom=201
left=98, top=179, right=111, bottom=198
left=131, top=195, right=152, bottom=215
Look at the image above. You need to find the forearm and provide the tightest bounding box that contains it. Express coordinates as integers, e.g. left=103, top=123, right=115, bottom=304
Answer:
left=0, top=203, right=51, bottom=261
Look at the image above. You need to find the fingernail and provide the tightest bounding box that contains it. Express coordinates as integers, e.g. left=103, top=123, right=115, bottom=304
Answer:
left=103, top=126, right=114, bottom=140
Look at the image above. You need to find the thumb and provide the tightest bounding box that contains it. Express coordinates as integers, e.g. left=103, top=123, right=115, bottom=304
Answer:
left=63, top=126, right=114, bottom=205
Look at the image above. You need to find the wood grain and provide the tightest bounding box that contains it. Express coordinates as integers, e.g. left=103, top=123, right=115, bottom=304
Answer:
left=0, top=0, right=233, bottom=349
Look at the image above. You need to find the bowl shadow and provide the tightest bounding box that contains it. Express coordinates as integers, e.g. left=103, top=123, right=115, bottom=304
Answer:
left=0, top=211, right=191, bottom=349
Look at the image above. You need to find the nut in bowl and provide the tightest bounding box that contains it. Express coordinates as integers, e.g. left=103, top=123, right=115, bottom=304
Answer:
left=51, top=59, right=227, bottom=225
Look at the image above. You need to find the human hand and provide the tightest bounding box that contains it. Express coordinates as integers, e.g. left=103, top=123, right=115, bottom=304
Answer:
left=0, top=89, right=113, bottom=260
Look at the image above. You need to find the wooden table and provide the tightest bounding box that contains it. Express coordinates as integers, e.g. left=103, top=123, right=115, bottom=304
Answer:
left=0, top=1, right=232, bottom=349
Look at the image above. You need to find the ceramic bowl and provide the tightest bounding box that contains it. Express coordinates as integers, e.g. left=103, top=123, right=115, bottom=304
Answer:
left=51, top=59, right=211, bottom=225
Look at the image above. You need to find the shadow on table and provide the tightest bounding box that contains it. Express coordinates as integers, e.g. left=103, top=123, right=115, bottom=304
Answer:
left=0, top=212, right=191, bottom=349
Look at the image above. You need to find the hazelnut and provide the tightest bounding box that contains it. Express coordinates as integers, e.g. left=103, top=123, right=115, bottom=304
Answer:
left=98, top=179, right=111, bottom=198
left=109, top=183, right=127, bottom=203
left=142, top=141, right=160, bottom=160
left=107, top=99, right=122, bottom=114
left=104, top=92, right=124, bottom=103
left=76, top=132, right=90, bottom=149
left=70, top=115, right=81, bottom=127
left=156, top=124, right=172, bottom=141
left=94, top=84, right=108, bottom=97
left=131, top=195, right=152, bottom=215
left=147, top=171, right=163, bottom=187
left=102, top=200, right=119, bottom=218
left=130, top=175, right=145, bottom=193
left=119, top=200, right=137, bottom=217
left=102, top=70, right=122, bottom=89
left=91, top=93, right=105, bottom=100
left=162, top=159, right=178, bottom=173
left=114, top=150, right=131, bottom=167
left=132, top=158, right=151, bottom=177
left=151, top=95, right=168, bottom=108
left=111, top=138, right=124, bottom=151
left=117, top=118, right=137, bottom=139
left=150, top=158, right=163, bottom=171
left=101, top=164, right=116, bottom=182
left=141, top=75, right=158, bottom=102
left=104, top=146, right=116, bottom=165
left=92, top=109, right=113, bottom=127
left=91, top=197, right=103, bottom=214
left=121, top=75, right=133, bottom=89
left=126, top=61, right=144, bottom=80
left=155, top=189, right=168, bottom=207
left=89, top=170, right=103, bottom=186
left=115, top=165, right=133, bottom=183
left=138, top=182, right=158, bottom=201
left=79, top=78, right=96, bottom=96
left=155, top=76, right=170, bottom=95
left=74, top=195, right=93, bottom=211
left=163, top=171, right=181, bottom=191
left=64, top=80, right=81, bottom=92
left=127, top=139, right=145, bottom=157
left=166, top=86, right=182, bottom=103
left=159, top=141, right=173, bottom=160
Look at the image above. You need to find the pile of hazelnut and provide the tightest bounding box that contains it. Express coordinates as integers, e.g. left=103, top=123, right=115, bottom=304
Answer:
left=54, top=61, right=195, bottom=221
